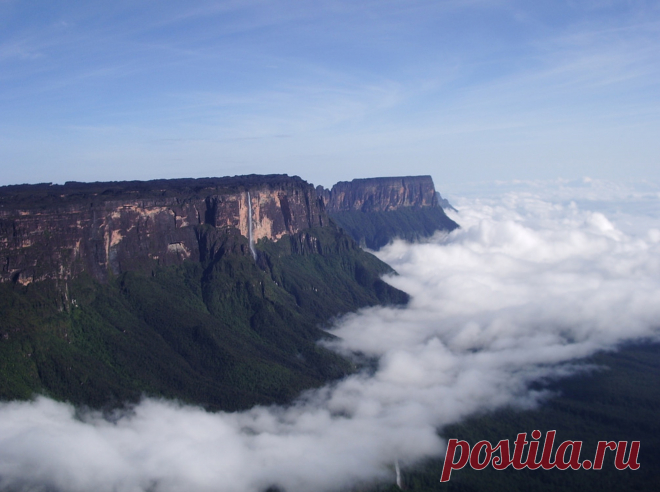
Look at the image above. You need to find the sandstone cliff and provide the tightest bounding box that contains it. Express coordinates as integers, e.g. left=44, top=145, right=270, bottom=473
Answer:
left=2, top=173, right=451, bottom=410
left=1, top=175, right=409, bottom=410
left=318, top=175, right=439, bottom=213
left=317, top=175, right=459, bottom=250
left=0, top=175, right=326, bottom=285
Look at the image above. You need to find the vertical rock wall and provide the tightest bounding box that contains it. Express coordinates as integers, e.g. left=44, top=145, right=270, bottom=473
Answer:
left=319, top=175, right=439, bottom=213
left=0, top=176, right=326, bottom=284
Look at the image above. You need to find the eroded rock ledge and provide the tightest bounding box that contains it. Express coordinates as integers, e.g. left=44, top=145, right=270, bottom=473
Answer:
left=317, top=175, right=459, bottom=250
left=0, top=175, right=325, bottom=284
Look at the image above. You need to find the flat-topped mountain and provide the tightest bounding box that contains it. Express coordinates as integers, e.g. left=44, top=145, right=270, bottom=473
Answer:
left=0, top=175, right=326, bottom=285
left=0, top=173, right=455, bottom=411
left=319, top=175, right=439, bottom=212
left=318, top=175, right=458, bottom=250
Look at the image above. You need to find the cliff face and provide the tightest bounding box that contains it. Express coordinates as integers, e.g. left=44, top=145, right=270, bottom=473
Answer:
left=0, top=175, right=409, bottom=411
left=317, top=175, right=459, bottom=250
left=319, top=175, right=439, bottom=213
left=0, top=175, right=326, bottom=285
left=0, top=172, right=454, bottom=412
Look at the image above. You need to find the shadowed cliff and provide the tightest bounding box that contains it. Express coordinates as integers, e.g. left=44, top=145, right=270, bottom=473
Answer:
left=318, top=176, right=459, bottom=250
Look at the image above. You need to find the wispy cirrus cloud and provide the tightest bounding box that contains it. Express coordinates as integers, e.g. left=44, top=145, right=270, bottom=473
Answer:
left=2, top=1, right=660, bottom=185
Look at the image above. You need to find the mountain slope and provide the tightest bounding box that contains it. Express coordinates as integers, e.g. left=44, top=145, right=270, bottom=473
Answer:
left=0, top=225, right=407, bottom=411
left=0, top=175, right=408, bottom=410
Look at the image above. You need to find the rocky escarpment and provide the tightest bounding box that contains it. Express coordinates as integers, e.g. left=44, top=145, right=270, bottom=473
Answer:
left=1, top=174, right=409, bottom=411
left=317, top=175, right=459, bottom=250
left=0, top=175, right=326, bottom=285
left=319, top=175, right=440, bottom=212
left=0, top=172, right=459, bottom=412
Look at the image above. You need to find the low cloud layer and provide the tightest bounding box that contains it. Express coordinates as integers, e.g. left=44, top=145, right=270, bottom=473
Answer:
left=2, top=180, right=660, bottom=492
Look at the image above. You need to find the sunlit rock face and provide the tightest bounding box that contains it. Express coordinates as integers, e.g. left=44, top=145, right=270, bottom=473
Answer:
left=319, top=175, right=439, bottom=213
left=317, top=176, right=459, bottom=250
left=0, top=175, right=326, bottom=284
left=0, top=174, right=456, bottom=284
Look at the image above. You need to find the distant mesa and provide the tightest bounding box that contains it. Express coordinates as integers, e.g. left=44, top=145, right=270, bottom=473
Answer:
left=317, top=175, right=459, bottom=250
left=320, top=175, right=440, bottom=213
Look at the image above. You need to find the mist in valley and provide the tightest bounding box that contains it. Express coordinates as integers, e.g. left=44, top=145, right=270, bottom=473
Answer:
left=2, top=179, right=660, bottom=492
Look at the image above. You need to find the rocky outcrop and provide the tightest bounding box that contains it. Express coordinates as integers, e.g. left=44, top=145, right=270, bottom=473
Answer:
left=0, top=175, right=326, bottom=284
left=0, top=173, right=460, bottom=284
left=435, top=192, right=458, bottom=212
left=318, top=176, right=440, bottom=213
left=317, top=175, right=459, bottom=250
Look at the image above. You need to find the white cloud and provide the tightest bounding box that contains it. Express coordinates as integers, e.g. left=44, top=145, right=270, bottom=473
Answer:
left=2, top=180, right=660, bottom=491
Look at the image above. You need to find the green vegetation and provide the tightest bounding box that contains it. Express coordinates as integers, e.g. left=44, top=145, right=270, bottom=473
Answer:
left=0, top=225, right=407, bottom=411
left=0, top=174, right=305, bottom=208
left=329, top=207, right=458, bottom=250
left=372, top=342, right=660, bottom=491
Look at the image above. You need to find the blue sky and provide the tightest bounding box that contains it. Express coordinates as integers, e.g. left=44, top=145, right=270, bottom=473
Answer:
left=1, top=0, right=659, bottom=188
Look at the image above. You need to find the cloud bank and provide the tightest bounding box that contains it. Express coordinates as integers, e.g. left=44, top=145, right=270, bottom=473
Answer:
left=2, top=180, right=660, bottom=492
